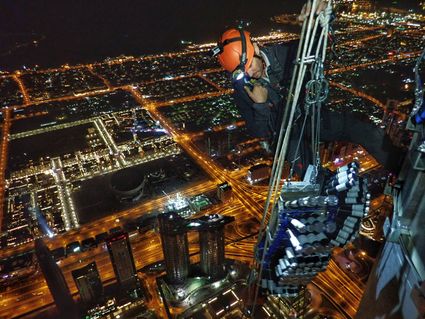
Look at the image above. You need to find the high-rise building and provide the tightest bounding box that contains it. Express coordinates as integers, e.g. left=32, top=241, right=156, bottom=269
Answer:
left=106, top=232, right=138, bottom=292
left=71, top=262, right=104, bottom=307
left=356, top=106, right=425, bottom=318
left=217, top=182, right=232, bottom=203
left=158, top=212, right=190, bottom=284
left=34, top=239, right=79, bottom=319
left=197, top=214, right=235, bottom=279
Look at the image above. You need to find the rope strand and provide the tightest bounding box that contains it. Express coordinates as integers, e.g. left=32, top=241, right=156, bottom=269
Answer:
left=250, top=1, right=334, bottom=316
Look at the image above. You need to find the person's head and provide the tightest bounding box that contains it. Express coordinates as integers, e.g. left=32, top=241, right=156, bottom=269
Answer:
left=214, top=28, right=264, bottom=80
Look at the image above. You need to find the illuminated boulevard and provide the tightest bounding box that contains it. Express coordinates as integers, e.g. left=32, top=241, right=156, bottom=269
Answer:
left=1, top=25, right=418, bottom=317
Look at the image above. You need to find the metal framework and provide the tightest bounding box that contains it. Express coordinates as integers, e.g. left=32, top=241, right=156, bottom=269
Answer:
left=247, top=1, right=370, bottom=317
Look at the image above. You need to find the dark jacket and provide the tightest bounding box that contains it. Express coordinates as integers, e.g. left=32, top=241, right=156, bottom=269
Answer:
left=232, top=39, right=299, bottom=140
left=231, top=39, right=405, bottom=172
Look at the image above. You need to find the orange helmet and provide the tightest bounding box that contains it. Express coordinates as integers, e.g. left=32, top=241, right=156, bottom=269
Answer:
left=215, top=28, right=255, bottom=73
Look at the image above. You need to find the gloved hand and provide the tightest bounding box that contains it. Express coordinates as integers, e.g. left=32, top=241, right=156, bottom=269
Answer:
left=319, top=2, right=333, bottom=28
left=297, top=0, right=329, bottom=23
left=244, top=84, right=268, bottom=104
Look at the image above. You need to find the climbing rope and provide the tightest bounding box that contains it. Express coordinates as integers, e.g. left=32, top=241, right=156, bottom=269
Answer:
left=250, top=1, right=334, bottom=316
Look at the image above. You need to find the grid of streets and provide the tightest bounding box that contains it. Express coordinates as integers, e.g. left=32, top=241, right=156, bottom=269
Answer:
left=0, top=10, right=424, bottom=319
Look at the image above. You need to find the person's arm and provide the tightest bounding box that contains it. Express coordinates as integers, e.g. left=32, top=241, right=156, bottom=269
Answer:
left=233, top=82, right=273, bottom=139
left=297, top=0, right=329, bottom=24
left=296, top=0, right=333, bottom=56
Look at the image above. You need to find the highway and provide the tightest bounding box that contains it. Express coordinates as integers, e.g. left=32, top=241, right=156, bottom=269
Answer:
left=0, top=195, right=260, bottom=318
left=313, top=260, right=365, bottom=319
left=0, top=75, right=269, bottom=316
left=0, top=82, right=382, bottom=318
left=0, top=24, right=417, bottom=318
left=0, top=178, right=216, bottom=260
left=12, top=74, right=30, bottom=105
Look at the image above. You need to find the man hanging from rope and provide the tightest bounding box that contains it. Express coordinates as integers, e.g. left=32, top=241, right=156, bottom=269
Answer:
left=213, top=0, right=405, bottom=174
left=212, top=1, right=330, bottom=177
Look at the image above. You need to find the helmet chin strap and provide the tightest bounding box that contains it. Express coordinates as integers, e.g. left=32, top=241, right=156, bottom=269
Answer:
left=231, top=28, right=248, bottom=80
left=261, top=57, right=267, bottom=78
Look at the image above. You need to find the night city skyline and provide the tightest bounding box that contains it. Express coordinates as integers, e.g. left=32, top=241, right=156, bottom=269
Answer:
left=1, top=1, right=425, bottom=319
left=0, top=0, right=422, bottom=70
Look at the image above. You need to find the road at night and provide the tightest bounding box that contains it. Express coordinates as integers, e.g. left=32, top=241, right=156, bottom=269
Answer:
left=0, top=17, right=420, bottom=318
